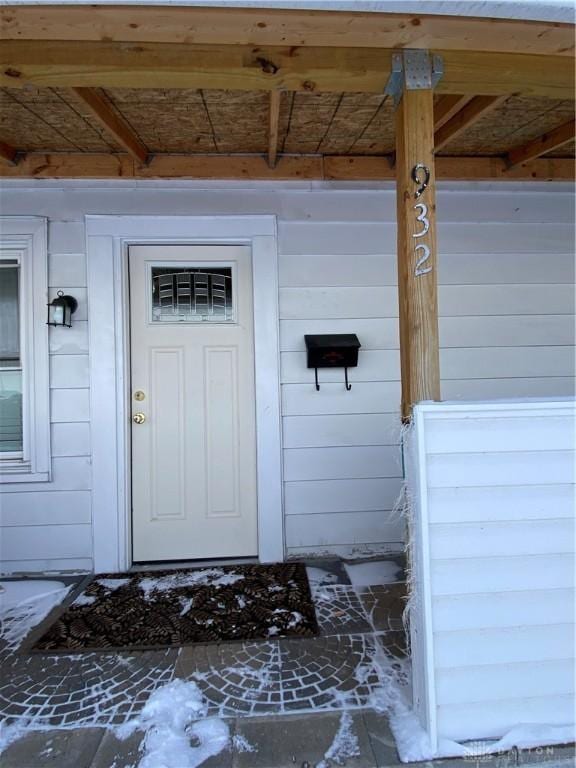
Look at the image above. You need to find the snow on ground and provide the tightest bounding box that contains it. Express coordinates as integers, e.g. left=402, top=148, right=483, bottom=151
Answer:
left=232, top=733, right=257, bottom=753
left=116, top=679, right=230, bottom=768
left=0, top=580, right=68, bottom=612
left=317, top=711, right=361, bottom=768
left=2, top=575, right=572, bottom=765
left=344, top=560, right=403, bottom=586
left=0, top=720, right=31, bottom=756
left=179, top=597, right=195, bottom=617
left=387, top=698, right=576, bottom=763
left=305, top=566, right=340, bottom=587
left=72, top=593, right=97, bottom=607
left=369, top=666, right=576, bottom=763
left=96, top=578, right=131, bottom=591
left=138, top=569, right=244, bottom=599
left=0, top=580, right=71, bottom=651
left=0, top=580, right=73, bottom=753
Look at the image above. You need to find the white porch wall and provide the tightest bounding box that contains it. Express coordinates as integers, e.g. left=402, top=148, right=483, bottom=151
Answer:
left=0, top=181, right=574, bottom=573
left=406, top=400, right=575, bottom=749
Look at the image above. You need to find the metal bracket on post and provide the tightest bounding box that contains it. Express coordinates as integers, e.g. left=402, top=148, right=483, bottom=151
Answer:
left=385, top=50, right=444, bottom=107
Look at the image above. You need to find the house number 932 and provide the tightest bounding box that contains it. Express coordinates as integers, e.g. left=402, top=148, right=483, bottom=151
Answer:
left=411, top=164, right=432, bottom=277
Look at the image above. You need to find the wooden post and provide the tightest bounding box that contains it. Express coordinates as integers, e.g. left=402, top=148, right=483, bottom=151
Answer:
left=395, top=87, right=440, bottom=420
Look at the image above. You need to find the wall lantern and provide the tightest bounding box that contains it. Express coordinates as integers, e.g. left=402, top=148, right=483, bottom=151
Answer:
left=47, top=291, right=78, bottom=328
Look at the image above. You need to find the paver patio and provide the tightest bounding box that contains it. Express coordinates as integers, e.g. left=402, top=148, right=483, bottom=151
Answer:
left=1, top=557, right=574, bottom=768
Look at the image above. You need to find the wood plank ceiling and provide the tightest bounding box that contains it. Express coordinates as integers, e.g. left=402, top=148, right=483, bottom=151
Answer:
left=0, top=5, right=574, bottom=180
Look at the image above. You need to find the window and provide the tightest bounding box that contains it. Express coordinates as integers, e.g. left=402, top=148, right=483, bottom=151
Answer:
left=150, top=265, right=234, bottom=323
left=0, top=259, right=23, bottom=455
left=0, top=218, right=50, bottom=483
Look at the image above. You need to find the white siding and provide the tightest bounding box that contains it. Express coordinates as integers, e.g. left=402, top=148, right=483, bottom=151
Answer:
left=0, top=182, right=574, bottom=571
left=407, top=400, right=576, bottom=747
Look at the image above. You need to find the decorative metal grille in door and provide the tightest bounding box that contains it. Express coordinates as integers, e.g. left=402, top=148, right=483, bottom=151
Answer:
left=151, top=266, right=233, bottom=322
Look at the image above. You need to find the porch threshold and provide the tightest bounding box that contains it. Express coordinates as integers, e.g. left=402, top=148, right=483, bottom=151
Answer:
left=129, top=556, right=260, bottom=572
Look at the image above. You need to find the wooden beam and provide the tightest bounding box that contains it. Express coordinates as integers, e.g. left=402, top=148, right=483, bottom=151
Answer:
left=0, top=153, right=573, bottom=182
left=395, top=89, right=441, bottom=420
left=439, top=51, right=574, bottom=99
left=434, top=95, right=471, bottom=131
left=326, top=155, right=574, bottom=181
left=1, top=5, right=572, bottom=57
left=506, top=119, right=576, bottom=168
left=71, top=87, right=148, bottom=164
left=267, top=91, right=281, bottom=169
left=434, top=95, right=507, bottom=152
left=0, top=41, right=573, bottom=99
left=0, top=41, right=392, bottom=93
left=0, top=139, right=18, bottom=165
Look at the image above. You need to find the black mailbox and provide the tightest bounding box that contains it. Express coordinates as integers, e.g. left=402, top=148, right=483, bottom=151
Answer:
left=304, top=334, right=361, bottom=391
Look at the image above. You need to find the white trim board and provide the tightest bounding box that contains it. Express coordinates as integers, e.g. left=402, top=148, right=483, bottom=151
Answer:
left=85, top=215, right=283, bottom=572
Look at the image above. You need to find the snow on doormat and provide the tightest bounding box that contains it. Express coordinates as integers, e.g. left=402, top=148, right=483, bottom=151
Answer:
left=32, top=563, right=318, bottom=652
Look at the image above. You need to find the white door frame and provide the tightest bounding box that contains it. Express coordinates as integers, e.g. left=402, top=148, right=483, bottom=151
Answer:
left=85, top=215, right=283, bottom=572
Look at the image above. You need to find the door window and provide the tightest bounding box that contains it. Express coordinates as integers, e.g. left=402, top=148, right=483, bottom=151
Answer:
left=150, top=265, right=234, bottom=323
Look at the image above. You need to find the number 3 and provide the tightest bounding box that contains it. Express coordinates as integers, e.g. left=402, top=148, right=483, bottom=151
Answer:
left=413, top=202, right=429, bottom=239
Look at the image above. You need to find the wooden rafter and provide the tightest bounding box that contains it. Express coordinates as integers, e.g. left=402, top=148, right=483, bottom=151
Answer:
left=434, top=96, right=507, bottom=152
left=268, top=91, right=281, bottom=169
left=0, top=153, right=572, bottom=182
left=0, top=5, right=572, bottom=57
left=0, top=139, right=18, bottom=165
left=506, top=119, right=576, bottom=168
left=71, top=87, right=148, bottom=164
left=0, top=41, right=573, bottom=99
left=434, top=95, right=471, bottom=131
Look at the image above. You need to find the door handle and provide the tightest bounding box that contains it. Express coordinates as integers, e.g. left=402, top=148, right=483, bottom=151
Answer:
left=133, top=412, right=146, bottom=424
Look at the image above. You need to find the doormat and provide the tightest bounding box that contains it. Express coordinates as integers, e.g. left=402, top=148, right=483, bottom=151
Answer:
left=32, top=563, right=318, bottom=653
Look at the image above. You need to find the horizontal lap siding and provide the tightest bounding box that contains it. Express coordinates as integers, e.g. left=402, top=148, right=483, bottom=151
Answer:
left=284, top=446, right=402, bottom=481
left=437, top=695, right=575, bottom=742
left=0, top=524, right=93, bottom=562
left=437, top=661, right=576, bottom=705
left=429, top=519, right=575, bottom=559
left=283, top=414, right=401, bottom=448
left=0, top=490, right=91, bottom=527
left=428, top=484, right=575, bottom=523
left=45, top=247, right=92, bottom=569
left=433, top=589, right=575, bottom=632
left=0, top=238, right=92, bottom=573
left=410, top=402, right=576, bottom=744
left=279, top=196, right=574, bottom=556
left=432, top=552, right=574, bottom=595
left=1, top=184, right=574, bottom=568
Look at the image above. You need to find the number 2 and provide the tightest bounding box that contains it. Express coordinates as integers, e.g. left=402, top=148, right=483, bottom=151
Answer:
left=414, top=244, right=432, bottom=276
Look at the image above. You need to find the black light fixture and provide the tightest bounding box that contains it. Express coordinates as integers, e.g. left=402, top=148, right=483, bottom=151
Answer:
left=47, top=291, right=78, bottom=328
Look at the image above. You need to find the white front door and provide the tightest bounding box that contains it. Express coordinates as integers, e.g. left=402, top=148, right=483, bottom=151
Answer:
left=129, top=244, right=258, bottom=562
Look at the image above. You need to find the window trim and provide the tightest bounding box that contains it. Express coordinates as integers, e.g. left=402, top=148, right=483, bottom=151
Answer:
left=0, top=217, right=50, bottom=483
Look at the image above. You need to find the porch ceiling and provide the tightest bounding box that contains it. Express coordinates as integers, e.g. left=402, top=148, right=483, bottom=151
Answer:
left=0, top=4, right=574, bottom=180
left=1, top=87, right=575, bottom=160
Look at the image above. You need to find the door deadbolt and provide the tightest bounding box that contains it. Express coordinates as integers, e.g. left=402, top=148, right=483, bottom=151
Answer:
left=134, top=390, right=146, bottom=401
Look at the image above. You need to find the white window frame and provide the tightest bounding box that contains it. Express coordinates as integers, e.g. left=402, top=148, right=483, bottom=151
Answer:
left=0, top=217, right=50, bottom=483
